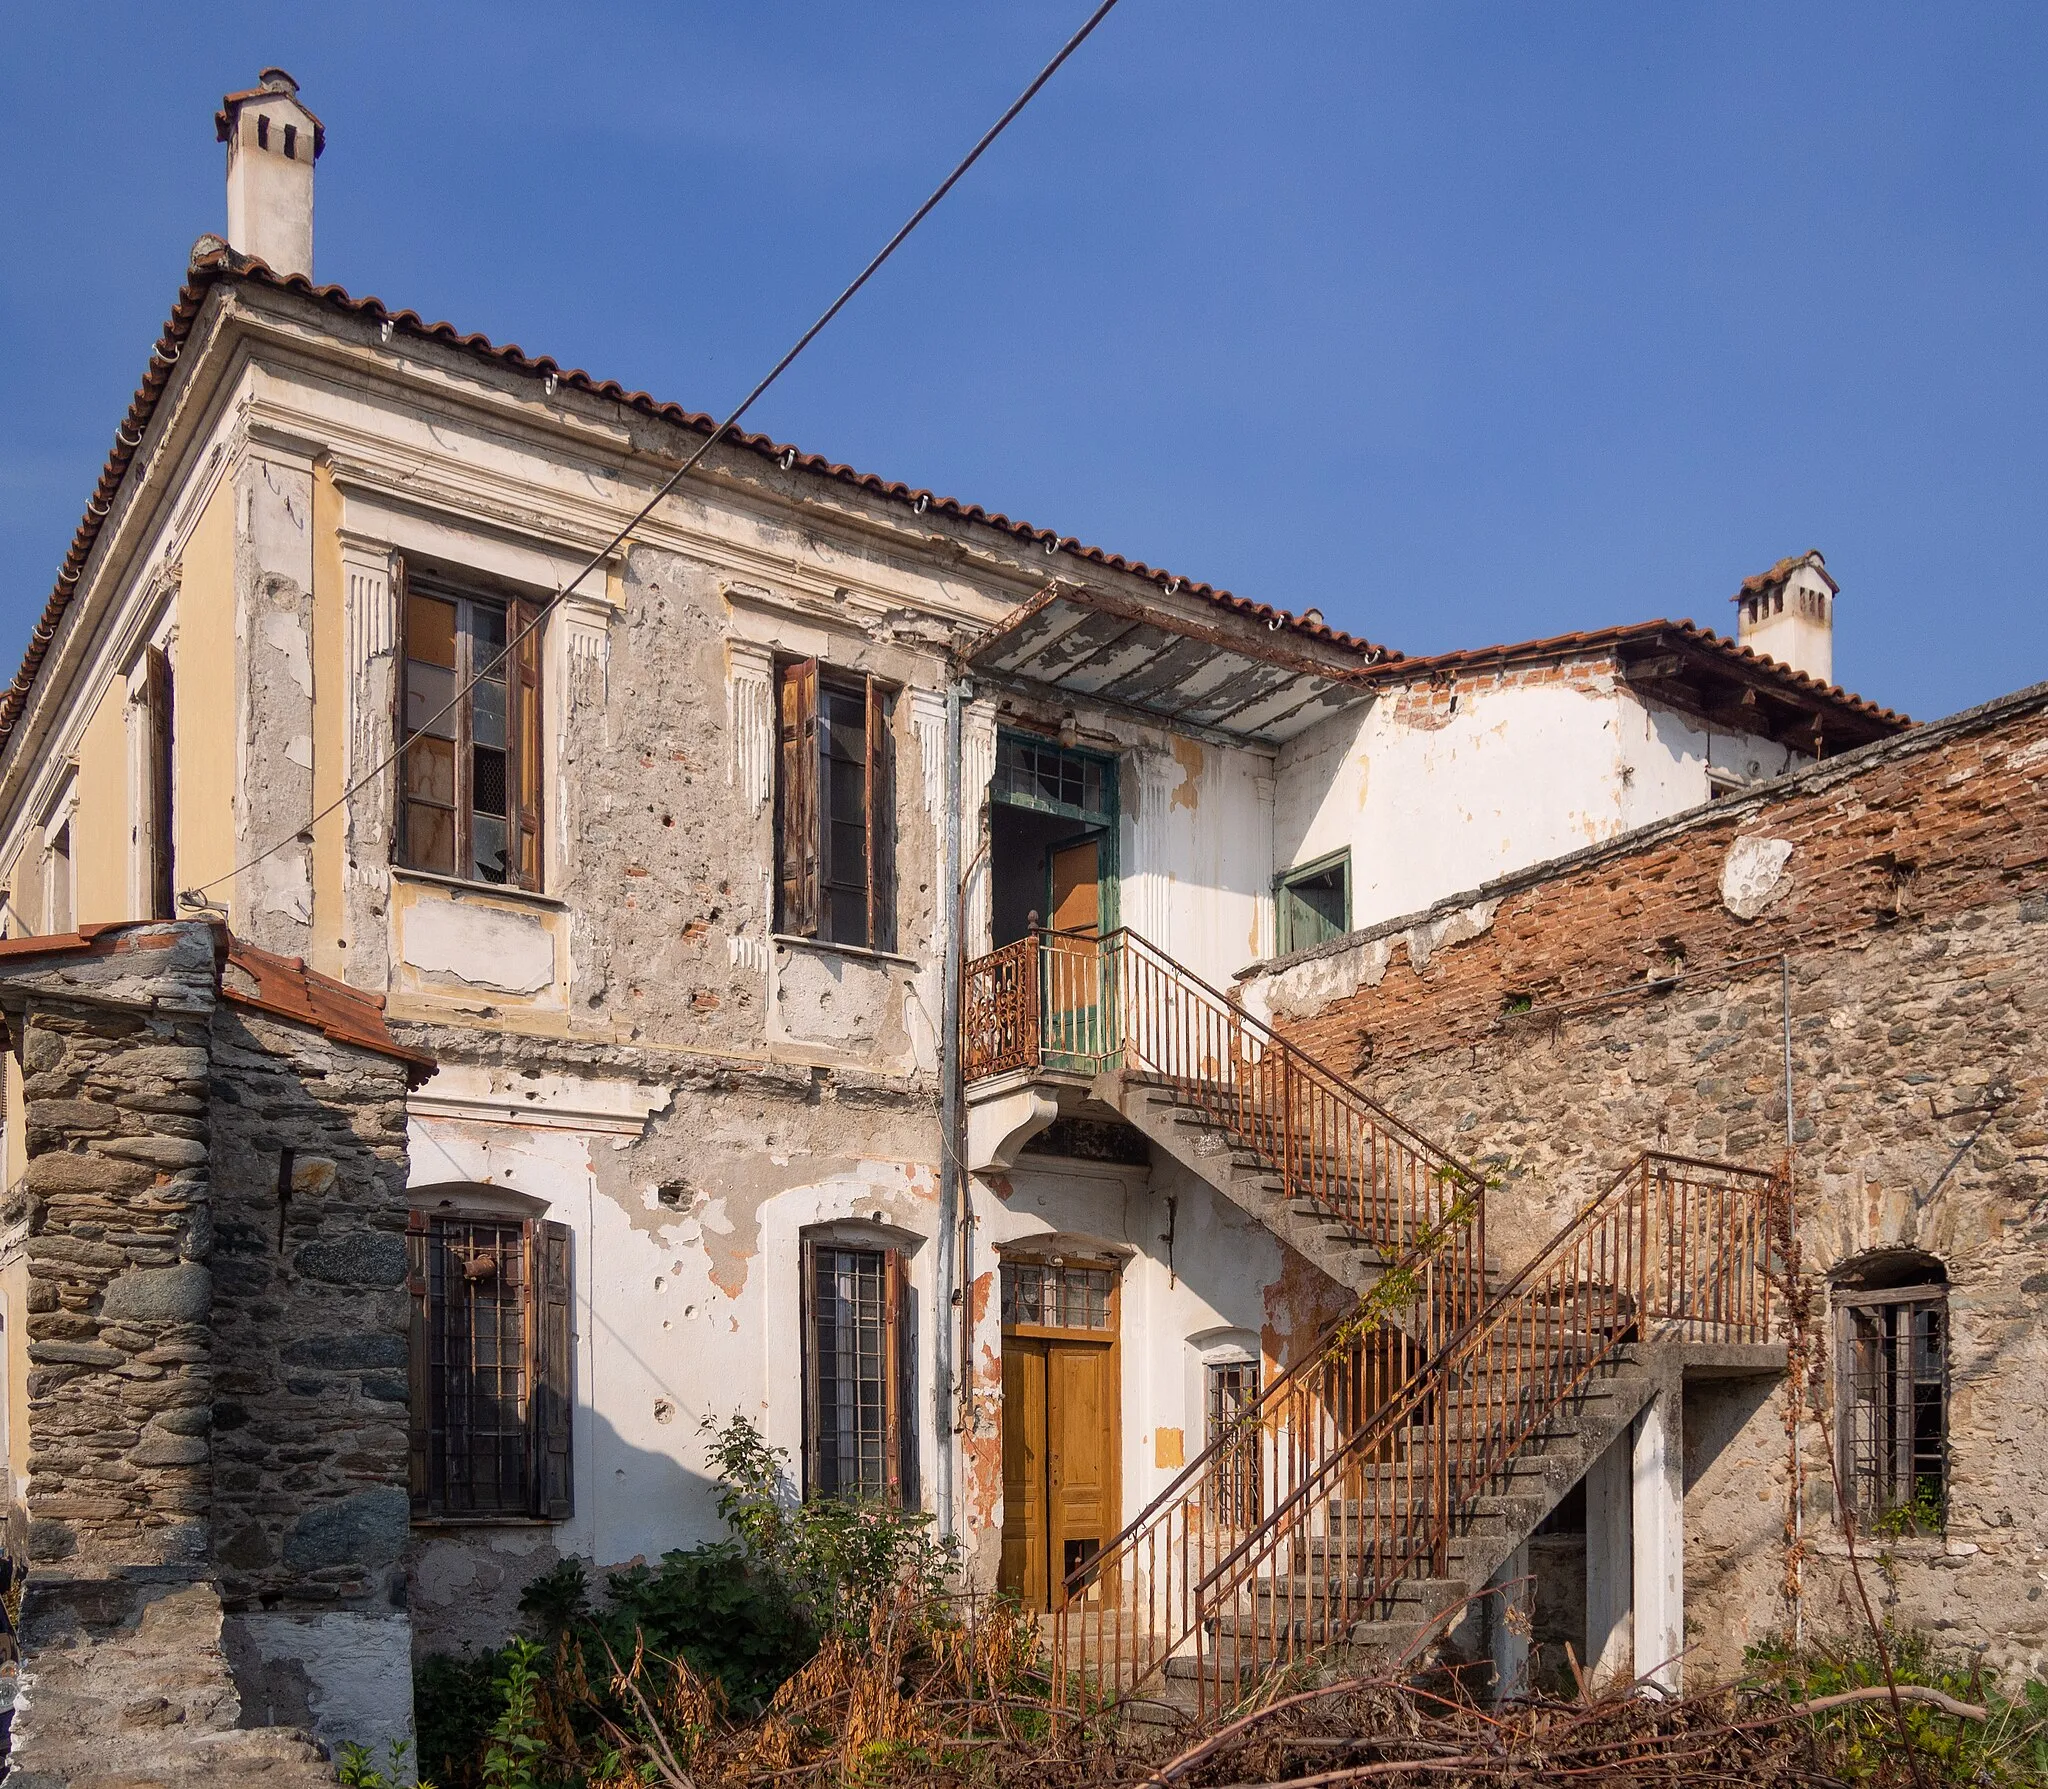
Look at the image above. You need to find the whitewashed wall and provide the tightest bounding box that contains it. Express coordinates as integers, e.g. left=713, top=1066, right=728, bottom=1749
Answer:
left=1273, top=675, right=1798, bottom=939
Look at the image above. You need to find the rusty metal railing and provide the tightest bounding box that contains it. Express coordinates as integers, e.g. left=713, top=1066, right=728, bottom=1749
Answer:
left=1170, top=1152, right=1787, bottom=1718
left=965, top=927, right=1487, bottom=1269
left=964, top=929, right=1491, bottom=1713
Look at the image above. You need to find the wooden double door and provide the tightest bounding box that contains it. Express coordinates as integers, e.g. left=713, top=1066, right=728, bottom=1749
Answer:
left=998, top=1261, right=1121, bottom=1611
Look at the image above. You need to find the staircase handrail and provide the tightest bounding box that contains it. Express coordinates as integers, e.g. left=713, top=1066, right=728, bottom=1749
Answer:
left=1009, top=925, right=1492, bottom=1709
left=1174, top=1151, right=1786, bottom=1715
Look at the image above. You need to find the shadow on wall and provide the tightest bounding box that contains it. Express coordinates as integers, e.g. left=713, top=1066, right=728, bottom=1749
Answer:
left=408, top=1409, right=725, bottom=1661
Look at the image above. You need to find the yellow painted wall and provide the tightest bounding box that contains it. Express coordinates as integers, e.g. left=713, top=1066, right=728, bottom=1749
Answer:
left=176, top=476, right=240, bottom=930
left=311, top=463, right=346, bottom=978
left=72, top=675, right=131, bottom=925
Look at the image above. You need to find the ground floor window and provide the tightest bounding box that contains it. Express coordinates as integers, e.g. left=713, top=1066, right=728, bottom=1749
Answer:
left=803, top=1240, right=917, bottom=1505
left=1835, top=1256, right=1948, bottom=1530
left=407, top=1211, right=573, bottom=1519
left=1205, top=1358, right=1261, bottom=1527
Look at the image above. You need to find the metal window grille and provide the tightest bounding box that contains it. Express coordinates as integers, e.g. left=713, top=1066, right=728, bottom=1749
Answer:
left=808, top=1244, right=894, bottom=1501
left=1842, top=1289, right=1948, bottom=1524
left=1205, top=1360, right=1261, bottom=1528
left=1000, top=1262, right=1114, bottom=1330
left=422, top=1217, right=531, bottom=1516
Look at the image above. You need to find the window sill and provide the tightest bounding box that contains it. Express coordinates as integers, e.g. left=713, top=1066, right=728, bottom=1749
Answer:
left=411, top=1513, right=566, bottom=1531
left=391, top=866, right=568, bottom=912
left=772, top=933, right=919, bottom=970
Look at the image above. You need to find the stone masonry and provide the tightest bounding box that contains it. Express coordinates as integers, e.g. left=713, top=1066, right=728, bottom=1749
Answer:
left=1244, top=680, right=2048, bottom=1685
left=0, top=920, right=430, bottom=1783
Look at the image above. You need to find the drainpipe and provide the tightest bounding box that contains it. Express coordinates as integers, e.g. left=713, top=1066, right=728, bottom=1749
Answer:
left=935, top=674, right=967, bottom=1541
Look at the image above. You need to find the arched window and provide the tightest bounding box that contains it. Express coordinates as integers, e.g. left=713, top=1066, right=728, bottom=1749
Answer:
left=1833, top=1251, right=1948, bottom=1530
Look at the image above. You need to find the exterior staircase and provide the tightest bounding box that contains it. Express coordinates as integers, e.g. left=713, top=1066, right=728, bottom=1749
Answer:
left=964, top=927, right=1788, bottom=1723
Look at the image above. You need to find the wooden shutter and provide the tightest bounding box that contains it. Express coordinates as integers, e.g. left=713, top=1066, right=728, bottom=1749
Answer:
left=891, top=1248, right=918, bottom=1508
left=880, top=1248, right=902, bottom=1505
left=526, top=1218, right=575, bottom=1520
left=406, top=1211, right=432, bottom=1515
left=799, top=1234, right=820, bottom=1497
left=509, top=598, right=545, bottom=892
left=866, top=679, right=896, bottom=954
left=143, top=646, right=175, bottom=920
left=777, top=659, right=820, bottom=936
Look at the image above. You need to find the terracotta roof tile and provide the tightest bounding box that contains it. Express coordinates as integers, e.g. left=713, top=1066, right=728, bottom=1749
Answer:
left=0, top=249, right=1391, bottom=761
left=1358, top=618, right=1908, bottom=735
left=221, top=935, right=436, bottom=1077
left=0, top=921, right=431, bottom=1075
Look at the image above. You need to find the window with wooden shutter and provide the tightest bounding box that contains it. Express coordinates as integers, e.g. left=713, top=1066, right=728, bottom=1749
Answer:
left=396, top=562, right=543, bottom=892
left=406, top=1207, right=574, bottom=1520
left=775, top=664, right=896, bottom=951
left=142, top=646, right=175, bottom=921
left=777, top=659, right=819, bottom=936
left=802, top=1238, right=916, bottom=1505
left=1836, top=1261, right=1948, bottom=1529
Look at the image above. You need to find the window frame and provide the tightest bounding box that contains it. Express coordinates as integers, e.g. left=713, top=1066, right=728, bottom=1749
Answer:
left=1276, top=848, right=1351, bottom=956
left=1204, top=1356, right=1262, bottom=1528
left=800, top=1236, right=917, bottom=1506
left=1834, top=1278, right=1949, bottom=1530
left=395, top=560, right=544, bottom=893
left=406, top=1209, right=574, bottom=1522
left=776, top=661, right=896, bottom=951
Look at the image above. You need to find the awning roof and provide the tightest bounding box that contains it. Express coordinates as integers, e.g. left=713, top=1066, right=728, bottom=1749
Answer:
left=967, top=583, right=1373, bottom=744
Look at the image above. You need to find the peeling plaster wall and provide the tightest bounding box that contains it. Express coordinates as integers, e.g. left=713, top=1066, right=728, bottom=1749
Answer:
left=404, top=1050, right=944, bottom=1654
left=1274, top=666, right=1799, bottom=937
left=958, top=1151, right=1339, bottom=1591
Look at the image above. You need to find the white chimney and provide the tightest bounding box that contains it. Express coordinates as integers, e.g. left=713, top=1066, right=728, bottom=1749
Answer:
left=215, top=69, right=323, bottom=278
left=1733, top=549, right=1837, bottom=685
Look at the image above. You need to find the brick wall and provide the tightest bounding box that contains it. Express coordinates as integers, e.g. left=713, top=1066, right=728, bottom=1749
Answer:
left=1242, top=684, right=2048, bottom=1683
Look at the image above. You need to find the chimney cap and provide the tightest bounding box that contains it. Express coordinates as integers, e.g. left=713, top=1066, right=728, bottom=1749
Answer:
left=216, top=70, right=325, bottom=157
left=1731, top=548, right=1836, bottom=604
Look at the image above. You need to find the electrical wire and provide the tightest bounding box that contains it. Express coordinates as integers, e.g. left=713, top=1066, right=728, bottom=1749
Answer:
left=180, top=0, right=1126, bottom=907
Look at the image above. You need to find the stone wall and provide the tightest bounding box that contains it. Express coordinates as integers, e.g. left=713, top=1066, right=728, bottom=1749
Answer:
left=1241, top=683, right=2048, bottom=1684
left=0, top=921, right=428, bottom=1778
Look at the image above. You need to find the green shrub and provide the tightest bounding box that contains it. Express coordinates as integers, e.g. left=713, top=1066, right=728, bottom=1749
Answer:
left=414, top=1647, right=512, bottom=1789
left=1747, top=1630, right=2048, bottom=1786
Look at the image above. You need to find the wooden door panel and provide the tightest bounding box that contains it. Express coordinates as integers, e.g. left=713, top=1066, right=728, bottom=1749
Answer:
left=1048, top=1340, right=1116, bottom=1604
left=999, top=1340, right=1048, bottom=1606
left=1048, top=839, right=1101, bottom=935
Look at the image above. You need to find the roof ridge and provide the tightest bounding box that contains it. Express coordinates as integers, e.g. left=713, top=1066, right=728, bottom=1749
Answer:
left=0, top=249, right=1401, bottom=761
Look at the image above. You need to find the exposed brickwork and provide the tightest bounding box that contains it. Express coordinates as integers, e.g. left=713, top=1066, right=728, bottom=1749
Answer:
left=1244, top=686, right=2048, bottom=1683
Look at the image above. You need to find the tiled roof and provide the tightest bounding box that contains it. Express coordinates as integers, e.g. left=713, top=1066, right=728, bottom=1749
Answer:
left=222, top=934, right=437, bottom=1077
left=1736, top=548, right=1837, bottom=601
left=0, top=247, right=1393, bottom=760
left=1355, top=617, right=1909, bottom=733
left=0, top=920, right=433, bottom=1075
left=3, top=246, right=1908, bottom=765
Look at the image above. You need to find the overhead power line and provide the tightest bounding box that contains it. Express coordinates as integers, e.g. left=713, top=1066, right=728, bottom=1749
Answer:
left=182, top=0, right=1125, bottom=908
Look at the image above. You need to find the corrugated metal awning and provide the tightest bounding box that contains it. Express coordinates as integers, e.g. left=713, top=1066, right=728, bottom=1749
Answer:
left=968, top=584, right=1372, bottom=743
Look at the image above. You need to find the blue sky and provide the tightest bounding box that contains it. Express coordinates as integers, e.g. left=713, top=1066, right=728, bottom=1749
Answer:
left=4, top=2, right=2045, bottom=721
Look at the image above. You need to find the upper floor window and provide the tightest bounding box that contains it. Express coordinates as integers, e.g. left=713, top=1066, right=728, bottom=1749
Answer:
left=803, top=1238, right=916, bottom=1504
left=776, top=661, right=895, bottom=950
left=1834, top=1253, right=1948, bottom=1531
left=407, top=1209, right=573, bottom=1520
left=140, top=645, right=176, bottom=921
left=398, top=567, right=542, bottom=891
left=1277, top=849, right=1350, bottom=955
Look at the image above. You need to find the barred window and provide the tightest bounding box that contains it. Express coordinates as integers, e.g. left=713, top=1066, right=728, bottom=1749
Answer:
left=1205, top=1359, right=1261, bottom=1528
left=803, top=1240, right=917, bottom=1505
left=1001, top=1261, right=1114, bottom=1331
left=1835, top=1255, right=1948, bottom=1530
left=407, top=1211, right=573, bottom=1520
